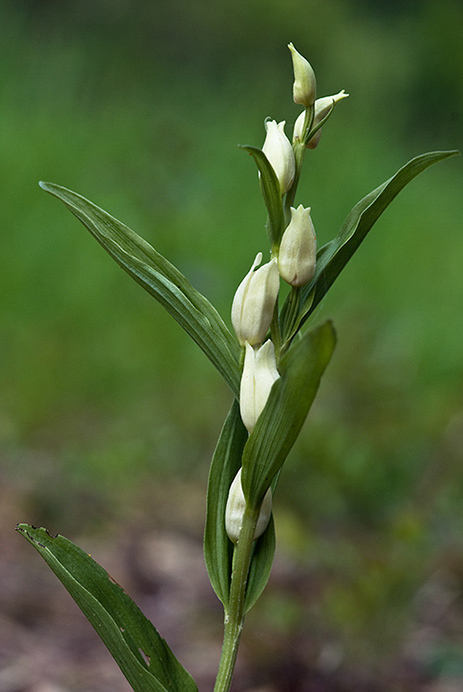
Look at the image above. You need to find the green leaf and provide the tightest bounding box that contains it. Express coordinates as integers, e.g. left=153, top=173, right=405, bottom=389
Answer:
left=244, top=515, right=276, bottom=613
left=280, top=285, right=315, bottom=345
left=241, top=320, right=336, bottom=507
left=282, top=149, right=460, bottom=336
left=303, top=101, right=334, bottom=147
left=16, top=524, right=197, bottom=692
left=239, top=145, right=285, bottom=249
left=39, top=182, right=241, bottom=397
left=203, top=400, right=248, bottom=608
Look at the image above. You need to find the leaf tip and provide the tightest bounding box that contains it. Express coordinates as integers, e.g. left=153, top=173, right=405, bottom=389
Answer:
left=326, top=317, right=337, bottom=337
left=38, top=181, right=54, bottom=194
left=38, top=181, right=58, bottom=194
left=238, top=143, right=253, bottom=155
left=15, top=523, right=57, bottom=544
left=15, top=522, right=35, bottom=543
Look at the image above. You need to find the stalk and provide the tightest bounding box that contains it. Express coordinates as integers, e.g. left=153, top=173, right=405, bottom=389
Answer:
left=213, top=504, right=260, bottom=692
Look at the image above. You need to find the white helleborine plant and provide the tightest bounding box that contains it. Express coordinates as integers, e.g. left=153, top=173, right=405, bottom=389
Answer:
left=288, top=42, right=316, bottom=108
left=231, top=252, right=280, bottom=346
left=225, top=468, right=272, bottom=544
left=278, top=205, right=317, bottom=287
left=24, top=40, right=453, bottom=692
left=240, top=340, right=280, bottom=433
left=262, top=120, right=295, bottom=195
left=294, top=90, right=349, bottom=148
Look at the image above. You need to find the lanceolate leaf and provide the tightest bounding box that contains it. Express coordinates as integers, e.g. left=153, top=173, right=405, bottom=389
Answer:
left=239, top=145, right=285, bottom=250
left=39, top=182, right=241, bottom=397
left=281, top=149, right=460, bottom=336
left=244, top=515, right=276, bottom=613
left=204, top=400, right=248, bottom=608
left=241, top=320, right=336, bottom=507
left=16, top=524, right=197, bottom=692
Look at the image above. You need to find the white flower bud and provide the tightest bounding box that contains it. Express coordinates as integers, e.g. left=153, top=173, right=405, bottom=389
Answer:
left=278, top=205, right=316, bottom=287
left=293, top=90, right=349, bottom=148
left=293, top=110, right=307, bottom=143
left=288, top=43, right=317, bottom=108
left=306, top=129, right=323, bottom=150
left=225, top=468, right=272, bottom=544
left=313, top=90, right=349, bottom=123
left=240, top=340, right=280, bottom=433
left=262, top=120, right=295, bottom=195
left=231, top=253, right=280, bottom=346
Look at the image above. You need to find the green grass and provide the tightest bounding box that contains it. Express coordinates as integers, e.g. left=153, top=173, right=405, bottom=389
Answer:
left=1, top=1, right=461, bottom=493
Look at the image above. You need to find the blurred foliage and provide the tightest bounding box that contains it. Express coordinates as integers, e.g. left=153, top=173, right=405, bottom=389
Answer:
left=1, top=0, right=462, bottom=680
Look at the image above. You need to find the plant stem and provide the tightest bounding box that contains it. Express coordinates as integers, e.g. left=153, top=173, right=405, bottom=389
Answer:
left=284, top=105, right=312, bottom=217
left=270, top=300, right=282, bottom=360
left=282, top=285, right=301, bottom=342
left=213, top=504, right=260, bottom=692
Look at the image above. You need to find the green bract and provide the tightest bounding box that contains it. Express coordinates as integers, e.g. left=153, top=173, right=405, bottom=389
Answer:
left=241, top=320, right=337, bottom=507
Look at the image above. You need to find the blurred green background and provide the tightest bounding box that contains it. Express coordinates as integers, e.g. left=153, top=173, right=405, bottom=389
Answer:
left=1, top=0, right=462, bottom=688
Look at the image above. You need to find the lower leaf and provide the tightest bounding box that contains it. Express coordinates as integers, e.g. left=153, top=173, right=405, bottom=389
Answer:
left=244, top=515, right=276, bottom=613
left=16, top=524, right=197, bottom=692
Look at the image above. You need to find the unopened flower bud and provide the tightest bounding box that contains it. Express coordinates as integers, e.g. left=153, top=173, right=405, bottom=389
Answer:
left=306, top=129, right=323, bottom=150
left=262, top=120, right=295, bottom=195
left=294, top=90, right=349, bottom=148
left=288, top=42, right=316, bottom=108
left=231, top=253, right=280, bottom=346
left=240, top=340, right=280, bottom=433
left=293, top=110, right=306, bottom=143
left=225, top=468, right=272, bottom=544
left=313, top=90, right=349, bottom=123
left=278, top=205, right=316, bottom=287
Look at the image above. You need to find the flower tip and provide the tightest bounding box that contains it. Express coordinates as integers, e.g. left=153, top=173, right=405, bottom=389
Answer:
left=278, top=205, right=316, bottom=287
left=231, top=253, right=280, bottom=347
left=253, top=251, right=263, bottom=267
left=262, top=119, right=295, bottom=195
left=333, top=90, right=349, bottom=104
left=288, top=43, right=316, bottom=108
